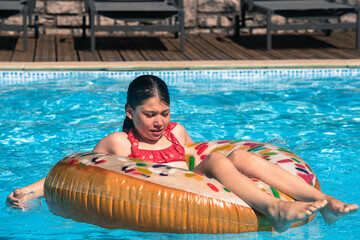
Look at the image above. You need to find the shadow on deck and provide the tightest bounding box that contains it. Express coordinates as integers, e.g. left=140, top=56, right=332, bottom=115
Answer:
left=1, top=31, right=359, bottom=62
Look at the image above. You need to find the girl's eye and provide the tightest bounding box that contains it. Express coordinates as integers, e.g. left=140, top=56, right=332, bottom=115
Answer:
left=144, top=111, right=169, bottom=118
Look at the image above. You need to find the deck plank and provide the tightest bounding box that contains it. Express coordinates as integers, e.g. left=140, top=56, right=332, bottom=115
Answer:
left=112, top=36, right=145, bottom=61
left=191, top=34, right=234, bottom=60
left=34, top=35, right=56, bottom=62
left=56, top=35, right=78, bottom=61
left=11, top=36, right=36, bottom=62
left=135, top=37, right=168, bottom=61
left=96, top=37, right=123, bottom=62
left=160, top=38, right=189, bottom=61
left=199, top=34, right=238, bottom=60
left=221, top=35, right=273, bottom=60
left=74, top=37, right=101, bottom=61
left=185, top=35, right=219, bottom=60
left=0, top=36, right=17, bottom=61
left=202, top=35, right=253, bottom=60
left=169, top=36, right=207, bottom=60
left=155, top=36, right=188, bottom=61
left=323, top=31, right=356, bottom=49
left=1, top=31, right=360, bottom=62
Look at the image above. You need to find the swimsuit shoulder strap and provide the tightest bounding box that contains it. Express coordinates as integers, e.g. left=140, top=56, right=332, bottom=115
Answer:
left=163, top=122, right=180, bottom=144
left=126, top=128, right=140, bottom=155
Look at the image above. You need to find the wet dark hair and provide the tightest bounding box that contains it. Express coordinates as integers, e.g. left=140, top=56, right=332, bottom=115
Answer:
left=123, top=75, right=170, bottom=131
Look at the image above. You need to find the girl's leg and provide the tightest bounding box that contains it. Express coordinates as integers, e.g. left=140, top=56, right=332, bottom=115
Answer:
left=194, top=152, right=327, bottom=233
left=226, top=149, right=359, bottom=225
left=227, top=149, right=324, bottom=201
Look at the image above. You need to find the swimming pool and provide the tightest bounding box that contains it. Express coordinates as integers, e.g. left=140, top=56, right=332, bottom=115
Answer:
left=1, top=68, right=359, bottom=239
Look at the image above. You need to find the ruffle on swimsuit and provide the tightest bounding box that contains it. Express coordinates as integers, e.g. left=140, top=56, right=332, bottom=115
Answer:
left=127, top=122, right=186, bottom=163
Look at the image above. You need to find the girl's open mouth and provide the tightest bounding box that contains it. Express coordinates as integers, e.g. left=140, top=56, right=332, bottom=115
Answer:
left=150, top=129, right=163, bottom=137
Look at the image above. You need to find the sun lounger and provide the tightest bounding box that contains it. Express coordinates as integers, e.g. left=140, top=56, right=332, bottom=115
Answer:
left=84, top=0, right=185, bottom=52
left=236, top=0, right=359, bottom=50
left=0, top=0, right=36, bottom=51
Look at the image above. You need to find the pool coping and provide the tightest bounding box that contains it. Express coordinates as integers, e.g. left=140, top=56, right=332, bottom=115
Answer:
left=1, top=59, right=360, bottom=71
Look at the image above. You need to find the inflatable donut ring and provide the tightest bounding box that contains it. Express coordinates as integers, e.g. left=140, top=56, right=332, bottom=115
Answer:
left=44, top=140, right=320, bottom=233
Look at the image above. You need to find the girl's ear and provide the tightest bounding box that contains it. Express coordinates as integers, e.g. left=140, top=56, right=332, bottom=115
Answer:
left=125, top=104, right=134, bottom=120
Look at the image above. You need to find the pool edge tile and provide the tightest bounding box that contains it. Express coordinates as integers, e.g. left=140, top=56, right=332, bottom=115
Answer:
left=2, top=60, right=360, bottom=71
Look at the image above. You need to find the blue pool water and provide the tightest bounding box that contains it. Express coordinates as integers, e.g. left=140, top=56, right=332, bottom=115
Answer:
left=0, top=69, right=359, bottom=239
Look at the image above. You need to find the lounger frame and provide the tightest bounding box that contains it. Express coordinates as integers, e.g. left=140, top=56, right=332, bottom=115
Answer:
left=0, top=0, right=36, bottom=51
left=236, top=0, right=359, bottom=50
left=85, top=0, right=185, bottom=52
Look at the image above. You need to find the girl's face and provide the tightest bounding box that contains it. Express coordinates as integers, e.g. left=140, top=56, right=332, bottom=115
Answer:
left=126, top=97, right=170, bottom=143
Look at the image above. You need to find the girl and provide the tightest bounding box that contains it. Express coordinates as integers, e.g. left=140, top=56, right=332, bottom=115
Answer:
left=7, top=75, right=358, bottom=233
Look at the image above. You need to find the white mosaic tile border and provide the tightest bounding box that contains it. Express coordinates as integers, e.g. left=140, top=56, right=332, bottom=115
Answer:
left=1, top=68, right=360, bottom=85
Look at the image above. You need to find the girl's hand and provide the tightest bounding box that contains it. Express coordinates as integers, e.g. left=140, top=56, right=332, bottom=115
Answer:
left=6, top=178, right=45, bottom=210
left=6, top=189, right=26, bottom=210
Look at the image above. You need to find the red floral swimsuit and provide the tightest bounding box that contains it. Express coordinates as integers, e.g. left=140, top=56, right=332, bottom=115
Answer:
left=127, top=122, right=186, bottom=163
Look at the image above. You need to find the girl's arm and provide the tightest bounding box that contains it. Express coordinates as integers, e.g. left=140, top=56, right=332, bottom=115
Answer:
left=7, top=132, right=129, bottom=210
left=174, top=123, right=194, bottom=146
left=6, top=178, right=45, bottom=210
left=184, top=129, right=195, bottom=145
left=92, top=131, right=131, bottom=156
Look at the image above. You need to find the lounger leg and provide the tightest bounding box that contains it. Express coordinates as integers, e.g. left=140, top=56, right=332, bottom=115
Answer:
left=234, top=14, right=240, bottom=37
left=82, top=15, right=86, bottom=39
left=28, top=12, right=32, bottom=26
left=180, top=10, right=185, bottom=53
left=23, top=11, right=28, bottom=52
left=90, top=12, right=95, bottom=52
left=357, top=9, right=360, bottom=49
left=173, top=17, right=179, bottom=38
left=266, top=10, right=272, bottom=51
left=34, top=15, right=39, bottom=39
left=239, top=2, right=246, bottom=36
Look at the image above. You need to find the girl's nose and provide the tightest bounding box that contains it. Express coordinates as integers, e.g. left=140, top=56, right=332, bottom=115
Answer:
left=154, top=116, right=163, bottom=127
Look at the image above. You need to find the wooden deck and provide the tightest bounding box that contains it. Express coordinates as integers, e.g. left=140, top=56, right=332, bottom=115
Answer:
left=1, top=31, right=360, bottom=62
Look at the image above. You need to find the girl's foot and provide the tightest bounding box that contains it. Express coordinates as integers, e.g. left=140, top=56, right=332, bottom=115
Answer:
left=320, top=197, right=359, bottom=225
left=269, top=199, right=328, bottom=233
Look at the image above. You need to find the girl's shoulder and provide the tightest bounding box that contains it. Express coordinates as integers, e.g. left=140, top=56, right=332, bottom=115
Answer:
left=171, top=122, right=194, bottom=145
left=171, top=122, right=186, bottom=134
left=106, top=131, right=128, bottom=139
left=106, top=131, right=131, bottom=147
left=93, top=131, right=131, bottom=156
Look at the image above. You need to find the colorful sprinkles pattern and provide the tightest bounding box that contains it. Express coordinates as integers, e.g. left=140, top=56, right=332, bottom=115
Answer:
left=185, top=140, right=317, bottom=200
left=60, top=151, right=237, bottom=203
left=59, top=140, right=317, bottom=205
